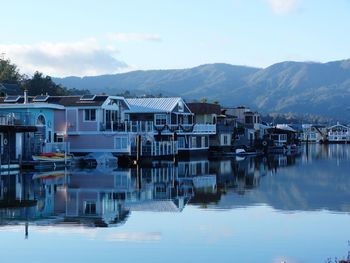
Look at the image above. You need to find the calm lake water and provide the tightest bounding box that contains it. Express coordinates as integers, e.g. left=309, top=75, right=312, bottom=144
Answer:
left=1, top=144, right=350, bottom=262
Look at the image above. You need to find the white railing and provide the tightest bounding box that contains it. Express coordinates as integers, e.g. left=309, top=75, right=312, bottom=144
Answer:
left=100, top=121, right=154, bottom=133
left=149, top=141, right=178, bottom=156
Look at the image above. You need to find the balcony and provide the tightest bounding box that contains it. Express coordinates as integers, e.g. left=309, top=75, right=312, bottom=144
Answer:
left=0, top=112, right=36, bottom=126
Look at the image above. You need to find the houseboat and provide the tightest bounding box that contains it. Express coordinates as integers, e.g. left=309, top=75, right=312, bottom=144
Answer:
left=326, top=123, right=350, bottom=143
left=125, top=97, right=216, bottom=159
left=299, top=124, right=327, bottom=143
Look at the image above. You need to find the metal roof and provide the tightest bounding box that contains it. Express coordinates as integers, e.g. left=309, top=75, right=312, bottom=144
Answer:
left=126, top=97, right=182, bottom=113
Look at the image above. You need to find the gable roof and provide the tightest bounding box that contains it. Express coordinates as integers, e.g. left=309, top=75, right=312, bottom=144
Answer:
left=126, top=97, right=184, bottom=113
left=328, top=123, right=349, bottom=129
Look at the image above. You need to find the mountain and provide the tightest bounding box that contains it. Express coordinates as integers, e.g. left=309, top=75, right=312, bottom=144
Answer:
left=53, top=59, right=350, bottom=121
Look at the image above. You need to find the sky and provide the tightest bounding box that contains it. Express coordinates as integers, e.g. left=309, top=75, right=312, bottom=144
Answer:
left=0, top=0, right=350, bottom=77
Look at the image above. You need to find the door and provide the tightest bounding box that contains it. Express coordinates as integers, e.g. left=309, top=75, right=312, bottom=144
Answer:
left=16, top=133, right=23, bottom=159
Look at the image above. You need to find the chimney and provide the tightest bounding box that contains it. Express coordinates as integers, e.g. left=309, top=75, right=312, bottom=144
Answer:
left=24, top=89, right=28, bottom=104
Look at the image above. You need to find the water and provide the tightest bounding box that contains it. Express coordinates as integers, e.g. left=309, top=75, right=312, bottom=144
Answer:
left=1, top=144, right=350, bottom=262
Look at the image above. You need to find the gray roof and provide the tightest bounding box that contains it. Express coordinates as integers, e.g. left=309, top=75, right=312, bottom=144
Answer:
left=126, top=97, right=183, bottom=113
left=0, top=95, right=109, bottom=107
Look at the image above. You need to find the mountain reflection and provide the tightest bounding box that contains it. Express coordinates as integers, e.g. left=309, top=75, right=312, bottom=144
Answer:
left=1, top=144, right=350, bottom=229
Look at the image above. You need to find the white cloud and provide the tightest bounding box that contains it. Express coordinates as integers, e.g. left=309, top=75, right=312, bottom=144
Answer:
left=0, top=39, right=128, bottom=77
left=266, top=0, right=299, bottom=15
left=108, top=33, right=162, bottom=42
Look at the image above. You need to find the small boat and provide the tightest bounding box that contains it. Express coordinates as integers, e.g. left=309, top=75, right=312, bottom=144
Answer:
left=32, top=170, right=66, bottom=180
left=32, top=152, right=73, bottom=162
left=81, top=152, right=118, bottom=167
left=235, top=148, right=260, bottom=156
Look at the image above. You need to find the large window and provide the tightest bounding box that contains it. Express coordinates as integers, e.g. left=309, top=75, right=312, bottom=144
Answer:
left=155, top=114, right=167, bottom=125
left=84, top=109, right=96, bottom=121
left=115, top=137, right=128, bottom=150
left=84, top=201, right=96, bottom=215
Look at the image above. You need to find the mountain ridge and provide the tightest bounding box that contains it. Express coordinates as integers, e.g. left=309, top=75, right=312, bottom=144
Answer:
left=53, top=59, right=350, bottom=121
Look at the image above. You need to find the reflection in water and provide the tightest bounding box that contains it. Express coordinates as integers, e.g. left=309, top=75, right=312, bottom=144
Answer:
left=1, top=144, right=350, bottom=233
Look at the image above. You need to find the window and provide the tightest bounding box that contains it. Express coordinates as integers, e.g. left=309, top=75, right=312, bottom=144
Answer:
left=155, top=114, right=167, bottom=125
left=222, top=134, right=229, bottom=145
left=178, top=137, right=185, bottom=149
left=48, top=131, right=52, bottom=143
left=116, top=137, right=128, bottom=150
left=191, top=136, right=197, bottom=148
left=84, top=201, right=96, bottom=215
left=84, top=109, right=96, bottom=121
left=183, top=115, right=189, bottom=124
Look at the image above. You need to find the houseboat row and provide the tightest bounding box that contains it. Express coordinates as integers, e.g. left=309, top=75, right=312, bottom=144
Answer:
left=298, top=122, right=350, bottom=143
left=0, top=92, right=308, bottom=167
left=0, top=94, right=216, bottom=166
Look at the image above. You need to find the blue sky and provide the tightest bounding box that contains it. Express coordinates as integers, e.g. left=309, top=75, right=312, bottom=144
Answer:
left=1, top=0, right=349, bottom=76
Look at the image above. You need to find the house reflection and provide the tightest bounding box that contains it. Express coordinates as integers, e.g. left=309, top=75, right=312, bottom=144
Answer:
left=1, top=146, right=350, bottom=230
left=0, top=160, right=216, bottom=227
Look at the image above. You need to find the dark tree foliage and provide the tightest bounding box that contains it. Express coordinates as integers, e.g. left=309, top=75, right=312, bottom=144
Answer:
left=0, top=59, right=89, bottom=96
left=24, top=71, right=90, bottom=96
left=25, top=71, right=66, bottom=96
left=0, top=58, right=25, bottom=84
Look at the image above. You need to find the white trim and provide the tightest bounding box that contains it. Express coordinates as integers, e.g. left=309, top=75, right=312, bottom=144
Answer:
left=0, top=103, right=64, bottom=110
left=101, top=96, right=131, bottom=110
left=328, top=124, right=349, bottom=130
left=76, top=109, right=79, bottom=131
left=67, top=131, right=130, bottom=135
left=96, top=108, right=99, bottom=131
left=65, top=106, right=100, bottom=110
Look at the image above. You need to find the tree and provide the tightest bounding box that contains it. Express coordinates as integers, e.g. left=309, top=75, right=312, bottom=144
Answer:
left=24, top=71, right=90, bottom=96
left=24, top=71, right=63, bottom=96
left=0, top=58, right=24, bottom=84
left=200, top=97, right=208, bottom=103
left=1, top=59, right=89, bottom=96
